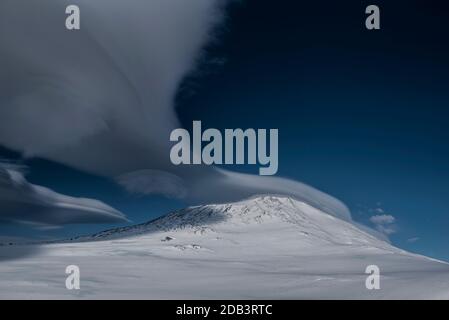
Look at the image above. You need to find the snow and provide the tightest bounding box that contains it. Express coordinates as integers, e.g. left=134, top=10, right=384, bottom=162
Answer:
left=0, top=196, right=448, bottom=299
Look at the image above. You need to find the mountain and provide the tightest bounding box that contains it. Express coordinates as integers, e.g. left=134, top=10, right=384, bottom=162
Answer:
left=77, top=195, right=393, bottom=249
left=0, top=196, right=448, bottom=299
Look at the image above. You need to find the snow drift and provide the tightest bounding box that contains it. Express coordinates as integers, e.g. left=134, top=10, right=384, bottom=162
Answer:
left=0, top=196, right=448, bottom=299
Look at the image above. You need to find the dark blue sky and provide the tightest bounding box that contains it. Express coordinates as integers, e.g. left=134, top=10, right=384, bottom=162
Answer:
left=1, top=0, right=448, bottom=261
left=177, top=0, right=449, bottom=261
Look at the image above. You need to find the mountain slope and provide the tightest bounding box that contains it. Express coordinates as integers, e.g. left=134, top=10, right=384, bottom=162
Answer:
left=78, top=196, right=390, bottom=247
left=0, top=196, right=448, bottom=299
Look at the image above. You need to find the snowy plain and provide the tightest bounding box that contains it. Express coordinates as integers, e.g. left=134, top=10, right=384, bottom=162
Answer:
left=0, top=196, right=448, bottom=299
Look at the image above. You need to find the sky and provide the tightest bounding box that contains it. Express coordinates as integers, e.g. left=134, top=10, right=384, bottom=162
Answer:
left=0, top=0, right=448, bottom=262
left=176, top=0, right=449, bottom=260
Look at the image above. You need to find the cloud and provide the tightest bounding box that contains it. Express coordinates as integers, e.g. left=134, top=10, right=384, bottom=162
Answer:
left=0, top=0, right=351, bottom=222
left=370, top=214, right=397, bottom=235
left=0, top=0, right=225, bottom=175
left=370, top=214, right=395, bottom=225
left=187, top=169, right=351, bottom=221
left=374, top=225, right=396, bottom=236
left=0, top=163, right=127, bottom=226
left=373, top=208, right=384, bottom=214
left=407, top=237, right=420, bottom=243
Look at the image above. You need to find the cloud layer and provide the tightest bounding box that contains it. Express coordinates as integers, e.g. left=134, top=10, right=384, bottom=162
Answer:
left=0, top=0, right=351, bottom=222
left=0, top=163, right=127, bottom=226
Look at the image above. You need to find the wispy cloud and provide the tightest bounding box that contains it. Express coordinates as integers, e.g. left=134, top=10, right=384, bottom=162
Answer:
left=0, top=163, right=127, bottom=226
left=407, top=237, right=420, bottom=243
left=370, top=214, right=395, bottom=225
left=370, top=214, right=397, bottom=235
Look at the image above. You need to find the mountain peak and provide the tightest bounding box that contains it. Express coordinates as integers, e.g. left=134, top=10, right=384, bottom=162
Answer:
left=81, top=195, right=390, bottom=251
left=157, top=195, right=310, bottom=228
left=80, top=195, right=321, bottom=240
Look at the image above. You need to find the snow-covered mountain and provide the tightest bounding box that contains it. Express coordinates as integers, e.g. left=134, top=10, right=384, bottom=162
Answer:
left=78, top=196, right=393, bottom=249
left=0, top=196, right=448, bottom=299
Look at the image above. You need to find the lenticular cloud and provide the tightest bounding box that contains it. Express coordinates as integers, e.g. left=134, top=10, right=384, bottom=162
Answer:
left=0, top=0, right=351, bottom=221
left=0, top=0, right=223, bottom=175
left=0, top=163, right=127, bottom=225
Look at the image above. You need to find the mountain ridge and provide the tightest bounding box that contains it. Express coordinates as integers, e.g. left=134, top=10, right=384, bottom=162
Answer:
left=70, top=195, right=395, bottom=252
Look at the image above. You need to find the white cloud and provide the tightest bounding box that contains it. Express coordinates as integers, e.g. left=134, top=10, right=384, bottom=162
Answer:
left=370, top=214, right=395, bottom=225
left=370, top=214, right=397, bottom=235
left=407, top=237, right=420, bottom=243
left=0, top=0, right=352, bottom=222
left=0, top=163, right=127, bottom=226
left=374, top=224, right=396, bottom=236
left=0, top=0, right=225, bottom=175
